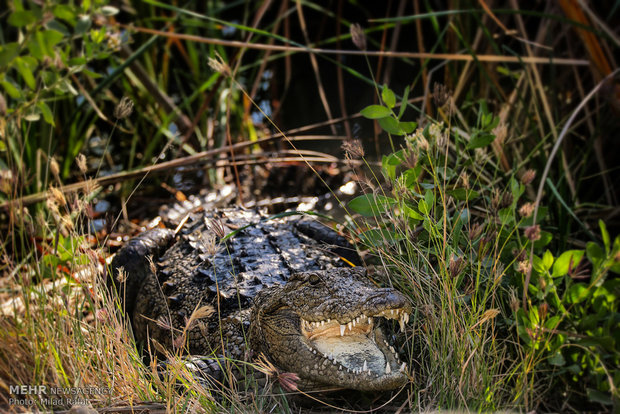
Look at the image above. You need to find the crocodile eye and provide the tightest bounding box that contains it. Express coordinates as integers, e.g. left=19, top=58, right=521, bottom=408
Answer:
left=308, top=273, right=321, bottom=285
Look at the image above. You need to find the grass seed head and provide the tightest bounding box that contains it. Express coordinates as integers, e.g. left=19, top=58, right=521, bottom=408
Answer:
left=524, top=225, right=541, bottom=241
left=342, top=139, right=365, bottom=159
left=519, top=202, right=535, bottom=218
left=350, top=23, right=367, bottom=51
left=114, top=96, right=134, bottom=119
left=521, top=169, right=536, bottom=185
left=76, top=153, right=88, bottom=174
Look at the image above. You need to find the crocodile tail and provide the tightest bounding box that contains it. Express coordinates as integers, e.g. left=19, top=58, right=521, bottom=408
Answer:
left=109, top=228, right=175, bottom=319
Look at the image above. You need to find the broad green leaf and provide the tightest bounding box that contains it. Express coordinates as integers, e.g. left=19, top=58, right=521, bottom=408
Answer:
left=544, top=315, right=561, bottom=330
left=43, top=30, right=65, bottom=51
left=14, top=57, right=36, bottom=89
left=360, top=104, right=391, bottom=119
left=542, top=250, right=554, bottom=271
left=548, top=352, right=565, bottom=366
left=378, top=116, right=403, bottom=135
left=587, top=389, right=613, bottom=406
left=75, top=15, right=92, bottom=35
left=348, top=194, right=396, bottom=217
left=586, top=242, right=604, bottom=268
left=37, top=101, right=55, bottom=126
left=498, top=207, right=513, bottom=225
left=402, top=203, right=423, bottom=220
left=424, top=190, right=435, bottom=209
left=447, top=188, right=479, bottom=201
left=552, top=250, right=584, bottom=278
left=52, top=4, right=76, bottom=23
left=0, top=43, right=20, bottom=68
left=402, top=166, right=422, bottom=188
left=382, top=150, right=404, bottom=180
left=566, top=283, right=589, bottom=304
left=418, top=199, right=428, bottom=215
left=467, top=130, right=495, bottom=149
left=399, top=121, right=416, bottom=134
left=533, top=231, right=552, bottom=249
left=382, top=85, right=396, bottom=108
left=8, top=10, right=36, bottom=27
left=0, top=80, right=22, bottom=99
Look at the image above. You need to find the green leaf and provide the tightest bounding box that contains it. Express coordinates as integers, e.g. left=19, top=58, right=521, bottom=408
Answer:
left=542, top=250, right=554, bottom=271
left=402, top=166, right=422, bottom=188
left=566, top=283, right=589, bottom=304
left=382, top=85, right=396, bottom=109
left=586, top=242, right=604, bottom=268
left=0, top=43, right=20, bottom=68
left=533, top=231, right=552, bottom=249
left=348, top=194, right=396, bottom=217
left=378, top=116, right=403, bottom=135
left=418, top=199, right=428, bottom=215
left=8, top=10, right=36, bottom=27
left=398, top=85, right=409, bottom=120
left=424, top=190, right=435, bottom=210
left=447, top=188, right=479, bottom=201
left=544, top=315, right=561, bottom=330
left=587, top=389, right=612, bottom=405
left=75, top=15, right=92, bottom=35
left=0, top=80, right=22, bottom=99
left=52, top=4, right=76, bottom=23
left=359, top=228, right=403, bottom=245
left=552, top=250, right=584, bottom=278
left=599, top=220, right=610, bottom=254
left=399, top=121, right=416, bottom=134
left=14, top=57, right=36, bottom=89
left=467, top=130, right=495, bottom=149
left=360, top=104, right=391, bottom=119
left=37, top=101, right=55, bottom=126
left=43, top=30, right=65, bottom=51
left=402, top=203, right=423, bottom=220
left=381, top=150, right=404, bottom=180
left=548, top=352, right=565, bottom=366
left=498, top=207, right=513, bottom=225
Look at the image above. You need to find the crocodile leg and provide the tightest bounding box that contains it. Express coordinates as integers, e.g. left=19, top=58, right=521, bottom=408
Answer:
left=109, top=228, right=175, bottom=320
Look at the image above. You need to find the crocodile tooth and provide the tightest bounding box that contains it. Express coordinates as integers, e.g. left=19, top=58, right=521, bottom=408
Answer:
left=363, top=360, right=367, bottom=372
left=404, top=312, right=409, bottom=323
left=327, top=318, right=330, bottom=323
left=333, top=360, right=337, bottom=365
left=321, top=320, right=324, bottom=326
left=390, top=346, right=395, bottom=354
left=347, top=321, right=352, bottom=331
left=400, top=362, right=407, bottom=372
left=339, top=365, right=342, bottom=370
left=368, top=316, right=372, bottom=324
left=340, top=324, right=346, bottom=336
left=352, top=319, right=356, bottom=327
left=312, top=349, right=316, bottom=354
left=385, top=362, right=391, bottom=374
left=399, top=317, right=405, bottom=332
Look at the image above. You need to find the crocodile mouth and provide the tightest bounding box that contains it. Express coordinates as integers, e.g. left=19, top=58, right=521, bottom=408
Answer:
left=300, top=307, right=410, bottom=381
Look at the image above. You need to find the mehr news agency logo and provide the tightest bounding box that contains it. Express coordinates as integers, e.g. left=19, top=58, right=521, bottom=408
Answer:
left=9, top=384, right=111, bottom=407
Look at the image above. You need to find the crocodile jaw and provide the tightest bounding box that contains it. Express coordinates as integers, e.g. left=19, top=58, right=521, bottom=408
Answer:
left=298, top=308, right=409, bottom=390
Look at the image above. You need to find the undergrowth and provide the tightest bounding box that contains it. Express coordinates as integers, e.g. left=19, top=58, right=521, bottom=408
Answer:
left=1, top=0, right=618, bottom=413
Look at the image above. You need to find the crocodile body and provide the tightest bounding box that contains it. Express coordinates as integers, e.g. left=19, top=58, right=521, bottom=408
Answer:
left=111, top=207, right=411, bottom=392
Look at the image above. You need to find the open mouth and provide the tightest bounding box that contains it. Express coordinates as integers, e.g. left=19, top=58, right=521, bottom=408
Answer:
left=300, top=307, right=410, bottom=378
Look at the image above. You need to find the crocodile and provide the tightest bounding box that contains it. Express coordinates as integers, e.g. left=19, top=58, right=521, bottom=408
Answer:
left=110, top=207, right=412, bottom=392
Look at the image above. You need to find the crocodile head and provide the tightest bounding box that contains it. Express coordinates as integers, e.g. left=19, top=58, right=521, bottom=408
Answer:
left=249, top=267, right=412, bottom=391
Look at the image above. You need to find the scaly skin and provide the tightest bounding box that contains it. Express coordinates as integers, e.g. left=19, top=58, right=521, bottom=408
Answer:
left=111, top=208, right=411, bottom=391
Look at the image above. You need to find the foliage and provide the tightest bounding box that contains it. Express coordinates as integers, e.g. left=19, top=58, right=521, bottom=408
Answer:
left=351, top=85, right=619, bottom=409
